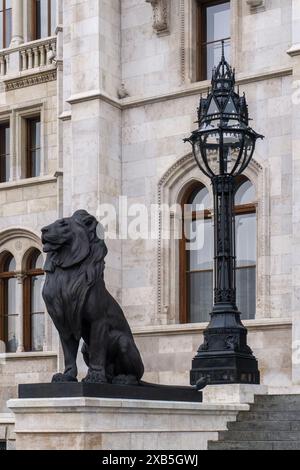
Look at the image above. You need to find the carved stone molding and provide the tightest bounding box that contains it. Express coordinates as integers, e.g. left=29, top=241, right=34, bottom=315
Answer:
left=246, top=0, right=265, bottom=12
left=146, top=0, right=170, bottom=36
left=4, top=69, right=57, bottom=91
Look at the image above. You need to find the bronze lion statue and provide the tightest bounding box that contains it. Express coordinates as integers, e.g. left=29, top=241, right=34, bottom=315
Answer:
left=41, top=210, right=144, bottom=385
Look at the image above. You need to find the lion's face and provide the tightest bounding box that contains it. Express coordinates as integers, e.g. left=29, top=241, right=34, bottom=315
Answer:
left=41, top=210, right=107, bottom=273
left=42, top=218, right=73, bottom=253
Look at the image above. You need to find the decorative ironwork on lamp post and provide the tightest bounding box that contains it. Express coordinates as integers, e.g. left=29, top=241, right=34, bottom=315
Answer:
left=185, top=43, right=264, bottom=386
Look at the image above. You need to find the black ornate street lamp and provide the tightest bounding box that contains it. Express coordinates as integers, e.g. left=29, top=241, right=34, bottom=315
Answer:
left=185, top=43, right=264, bottom=386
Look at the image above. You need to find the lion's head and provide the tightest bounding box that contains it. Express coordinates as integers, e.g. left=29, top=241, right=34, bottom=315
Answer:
left=41, top=210, right=107, bottom=273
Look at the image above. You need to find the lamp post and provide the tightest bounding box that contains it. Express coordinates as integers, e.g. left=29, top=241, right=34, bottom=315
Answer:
left=185, top=43, right=264, bottom=386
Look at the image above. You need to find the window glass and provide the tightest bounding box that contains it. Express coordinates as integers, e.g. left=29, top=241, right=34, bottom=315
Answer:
left=0, top=11, right=3, bottom=50
left=35, top=0, right=56, bottom=39
left=181, top=178, right=257, bottom=324
left=206, top=2, right=231, bottom=43
left=26, top=250, right=45, bottom=352
left=235, top=180, right=256, bottom=205
left=235, top=179, right=256, bottom=320
left=0, top=0, right=12, bottom=49
left=27, top=118, right=41, bottom=178
left=0, top=122, right=10, bottom=183
left=5, top=2, right=11, bottom=47
left=189, top=271, right=213, bottom=323
left=7, top=276, right=17, bottom=352
left=187, top=186, right=212, bottom=211
left=188, top=219, right=213, bottom=271
left=50, top=0, right=56, bottom=34
left=0, top=254, right=17, bottom=353
left=198, top=1, right=231, bottom=81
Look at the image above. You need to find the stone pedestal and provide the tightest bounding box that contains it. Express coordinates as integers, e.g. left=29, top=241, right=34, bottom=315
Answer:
left=203, top=384, right=268, bottom=405
left=7, top=397, right=249, bottom=450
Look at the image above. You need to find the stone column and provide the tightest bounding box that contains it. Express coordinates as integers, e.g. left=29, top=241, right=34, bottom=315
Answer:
left=290, top=0, right=300, bottom=385
left=64, top=0, right=122, bottom=300
left=15, top=274, right=26, bottom=353
left=10, top=0, right=24, bottom=47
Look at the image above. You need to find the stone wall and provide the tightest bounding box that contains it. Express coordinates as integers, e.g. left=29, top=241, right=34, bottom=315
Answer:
left=134, top=319, right=293, bottom=390
left=0, top=353, right=57, bottom=413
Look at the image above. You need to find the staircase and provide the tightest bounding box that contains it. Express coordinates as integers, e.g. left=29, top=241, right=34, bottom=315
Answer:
left=208, top=395, right=300, bottom=450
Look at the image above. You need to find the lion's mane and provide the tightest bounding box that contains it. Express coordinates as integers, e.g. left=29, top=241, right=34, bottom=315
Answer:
left=42, top=210, right=108, bottom=340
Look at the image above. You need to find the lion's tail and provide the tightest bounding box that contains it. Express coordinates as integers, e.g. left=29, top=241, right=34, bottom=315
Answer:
left=81, top=342, right=90, bottom=368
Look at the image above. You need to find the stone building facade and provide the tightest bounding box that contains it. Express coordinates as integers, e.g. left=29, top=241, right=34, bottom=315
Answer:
left=0, top=0, right=300, bottom=448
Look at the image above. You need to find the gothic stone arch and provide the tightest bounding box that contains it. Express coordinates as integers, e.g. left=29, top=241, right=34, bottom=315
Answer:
left=157, top=153, right=270, bottom=324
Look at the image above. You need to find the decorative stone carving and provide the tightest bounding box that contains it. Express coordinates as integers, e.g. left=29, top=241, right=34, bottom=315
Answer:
left=117, top=82, right=129, bottom=99
left=15, top=241, right=23, bottom=251
left=247, top=0, right=265, bottom=12
left=4, top=70, right=57, bottom=91
left=146, top=0, right=170, bottom=36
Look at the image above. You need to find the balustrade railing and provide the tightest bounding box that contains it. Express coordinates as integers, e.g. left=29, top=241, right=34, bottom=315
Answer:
left=0, top=36, right=57, bottom=78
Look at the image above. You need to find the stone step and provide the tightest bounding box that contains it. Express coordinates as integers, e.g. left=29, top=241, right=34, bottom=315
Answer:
left=227, top=420, right=294, bottom=431
left=255, top=395, right=300, bottom=405
left=218, top=430, right=300, bottom=442
left=208, top=441, right=300, bottom=451
left=237, top=411, right=300, bottom=422
left=249, top=402, right=300, bottom=412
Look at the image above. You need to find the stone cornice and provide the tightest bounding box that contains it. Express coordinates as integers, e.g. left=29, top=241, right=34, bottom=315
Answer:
left=0, top=174, right=58, bottom=191
left=133, top=318, right=292, bottom=337
left=287, top=44, right=300, bottom=57
left=121, top=66, right=293, bottom=109
left=58, top=111, right=72, bottom=121
left=4, top=69, right=57, bottom=91
left=64, top=67, right=292, bottom=116
left=67, top=89, right=121, bottom=109
left=2, top=352, right=57, bottom=360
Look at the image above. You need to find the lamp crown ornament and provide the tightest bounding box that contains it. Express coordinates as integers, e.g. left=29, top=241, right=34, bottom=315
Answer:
left=199, top=42, right=248, bottom=127
left=185, top=41, right=264, bottom=179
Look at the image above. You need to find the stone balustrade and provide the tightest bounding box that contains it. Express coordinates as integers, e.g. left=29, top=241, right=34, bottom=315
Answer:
left=0, top=37, right=57, bottom=78
left=0, top=53, right=9, bottom=76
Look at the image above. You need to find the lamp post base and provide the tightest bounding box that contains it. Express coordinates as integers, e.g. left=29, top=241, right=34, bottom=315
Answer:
left=190, top=351, right=260, bottom=386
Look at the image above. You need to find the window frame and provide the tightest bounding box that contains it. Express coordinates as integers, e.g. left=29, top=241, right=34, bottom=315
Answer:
left=0, top=252, right=16, bottom=350
left=234, top=176, right=257, bottom=320
left=0, top=0, right=12, bottom=50
left=32, top=0, right=56, bottom=40
left=180, top=177, right=257, bottom=324
left=26, top=115, right=41, bottom=179
left=23, top=249, right=44, bottom=352
left=0, top=120, right=10, bottom=183
left=196, top=0, right=231, bottom=82
left=179, top=182, right=213, bottom=324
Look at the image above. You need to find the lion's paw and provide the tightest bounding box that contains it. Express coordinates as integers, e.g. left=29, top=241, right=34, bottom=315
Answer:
left=82, top=370, right=107, bottom=384
left=52, top=373, right=78, bottom=383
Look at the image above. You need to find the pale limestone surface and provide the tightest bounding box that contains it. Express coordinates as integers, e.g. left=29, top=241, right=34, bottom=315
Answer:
left=133, top=320, right=293, bottom=390
left=0, top=354, right=57, bottom=413
left=7, top=397, right=249, bottom=450
left=203, top=384, right=268, bottom=405
left=0, top=414, right=15, bottom=450
left=0, top=1, right=299, bottom=437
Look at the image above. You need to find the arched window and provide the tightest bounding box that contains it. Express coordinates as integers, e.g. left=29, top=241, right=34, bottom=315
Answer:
left=0, top=252, right=18, bottom=353
left=24, top=250, right=45, bottom=352
left=180, top=177, right=257, bottom=323
left=180, top=183, right=213, bottom=323
left=235, top=177, right=257, bottom=320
